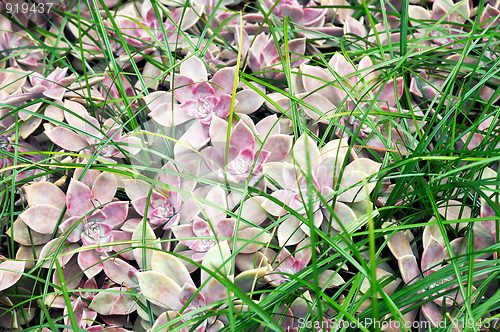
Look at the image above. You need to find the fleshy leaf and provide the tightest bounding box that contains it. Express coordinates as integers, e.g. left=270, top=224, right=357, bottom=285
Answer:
left=132, top=220, right=160, bottom=269
left=89, top=287, right=136, bottom=315
left=45, top=127, right=89, bottom=151
left=201, top=240, right=231, bottom=284
left=24, top=182, right=66, bottom=209
left=136, top=271, right=182, bottom=309
left=0, top=260, right=26, bottom=292
left=233, top=227, right=270, bottom=254
left=20, top=204, right=63, bottom=235
left=151, top=250, right=193, bottom=287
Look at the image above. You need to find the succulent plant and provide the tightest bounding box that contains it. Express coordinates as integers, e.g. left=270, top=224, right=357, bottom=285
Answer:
left=0, top=0, right=499, bottom=331
left=262, top=133, right=381, bottom=246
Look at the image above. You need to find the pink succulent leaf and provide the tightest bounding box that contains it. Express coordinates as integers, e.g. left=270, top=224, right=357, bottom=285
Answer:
left=211, top=66, right=237, bottom=97
left=262, top=134, right=293, bottom=163
left=277, top=248, right=297, bottom=271
left=203, top=146, right=225, bottom=172
left=88, top=287, right=136, bottom=315
left=193, top=82, right=215, bottom=98
left=230, top=121, right=255, bottom=151
left=234, top=227, right=271, bottom=254
left=213, top=94, right=234, bottom=119
left=193, top=216, right=210, bottom=237
left=63, top=297, right=84, bottom=329
left=277, top=215, right=306, bottom=247
left=421, top=236, right=445, bottom=276
left=263, top=189, right=295, bottom=216
left=86, top=209, right=107, bottom=223
left=67, top=178, right=93, bottom=216
left=81, top=277, right=98, bottom=300
left=208, top=115, right=230, bottom=143
left=234, top=88, right=264, bottom=114
left=374, top=77, right=404, bottom=107
left=20, top=204, right=64, bottom=234
left=78, top=249, right=104, bottom=279
left=110, top=230, right=135, bottom=260
left=192, top=252, right=207, bottom=263
left=158, top=162, right=182, bottom=188
left=180, top=55, right=208, bottom=82
left=421, top=301, right=444, bottom=328
left=102, top=258, right=138, bottom=288
left=59, top=216, right=85, bottom=242
left=327, top=201, right=357, bottom=232
left=201, top=240, right=232, bottom=284
left=39, top=238, right=78, bottom=269
left=292, top=133, right=321, bottom=174
left=136, top=271, right=183, bottom=309
left=183, top=119, right=211, bottom=149
left=0, top=260, right=25, bottom=292
left=204, top=185, right=227, bottom=223
left=203, top=277, right=231, bottom=307
left=101, top=202, right=129, bottom=228
left=173, top=74, right=196, bottom=103
left=45, top=127, right=89, bottom=152
left=481, top=198, right=498, bottom=240
left=92, top=172, right=118, bottom=206
left=217, top=218, right=235, bottom=238
left=162, top=214, right=181, bottom=230
left=151, top=250, right=194, bottom=287
left=480, top=4, right=500, bottom=28
left=265, top=270, right=288, bottom=286
left=179, top=283, right=206, bottom=308
left=24, top=181, right=66, bottom=209
left=295, top=238, right=313, bottom=266
left=398, top=254, right=421, bottom=285
left=172, top=224, right=197, bottom=247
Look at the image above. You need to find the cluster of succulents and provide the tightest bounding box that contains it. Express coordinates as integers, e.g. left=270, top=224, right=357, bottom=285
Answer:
left=0, top=0, right=499, bottom=330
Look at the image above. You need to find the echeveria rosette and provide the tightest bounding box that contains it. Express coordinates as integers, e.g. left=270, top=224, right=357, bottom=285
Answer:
left=137, top=244, right=232, bottom=331
left=175, top=62, right=232, bottom=119
left=229, top=29, right=309, bottom=80
left=173, top=56, right=235, bottom=127
left=56, top=175, right=129, bottom=278
left=148, top=55, right=234, bottom=150
left=262, top=134, right=380, bottom=246
left=131, top=190, right=181, bottom=230
left=264, top=246, right=311, bottom=287
left=23, top=67, right=76, bottom=101
left=267, top=243, right=344, bottom=290
left=408, top=0, right=471, bottom=48
left=203, top=116, right=270, bottom=186
left=260, top=0, right=343, bottom=41
left=124, top=161, right=198, bottom=231
left=0, top=15, right=44, bottom=68
left=172, top=216, right=235, bottom=264
left=113, top=0, right=201, bottom=49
